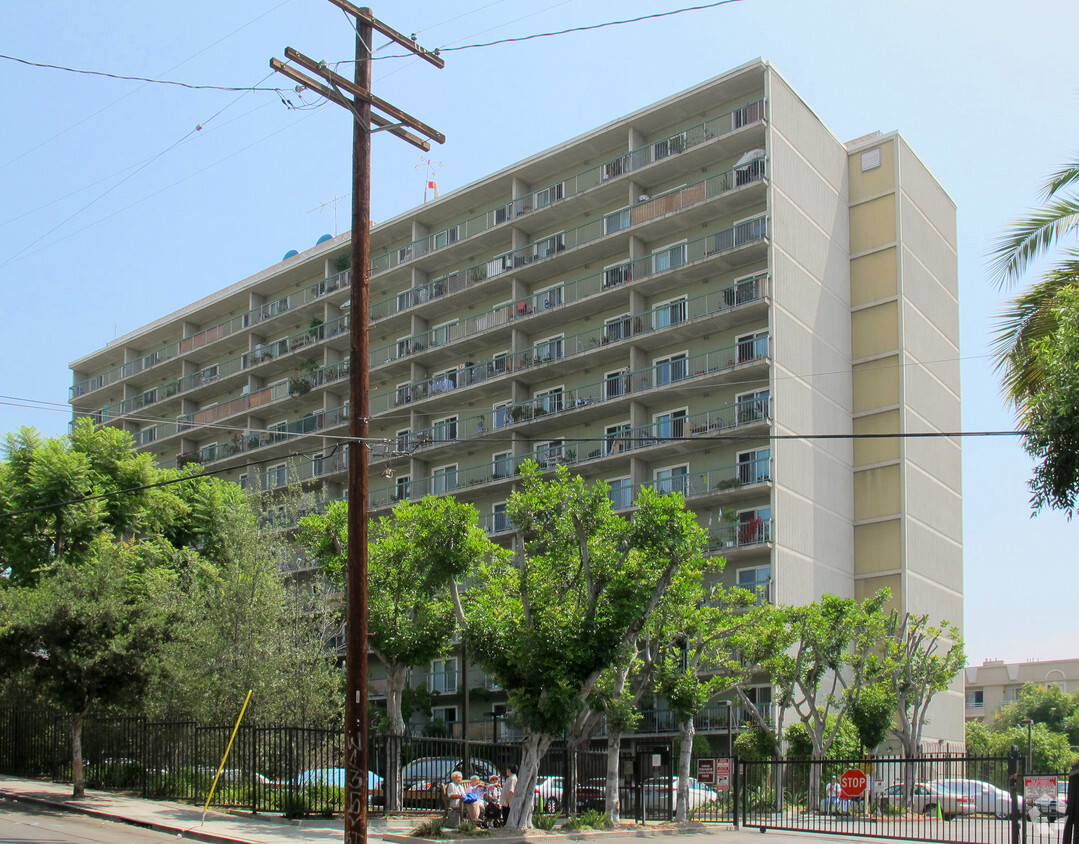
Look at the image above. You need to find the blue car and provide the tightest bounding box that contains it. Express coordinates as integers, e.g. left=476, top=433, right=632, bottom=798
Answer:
left=296, top=767, right=384, bottom=792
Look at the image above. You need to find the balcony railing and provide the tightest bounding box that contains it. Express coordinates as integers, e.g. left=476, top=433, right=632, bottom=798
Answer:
left=71, top=270, right=350, bottom=399
left=372, top=262, right=766, bottom=368
left=192, top=404, right=349, bottom=466
left=367, top=403, right=772, bottom=508
left=368, top=98, right=765, bottom=275
left=706, top=518, right=774, bottom=551
left=379, top=333, right=770, bottom=418
left=372, top=189, right=768, bottom=322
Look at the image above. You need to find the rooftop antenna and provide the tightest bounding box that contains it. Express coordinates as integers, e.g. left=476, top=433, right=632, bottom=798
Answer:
left=308, top=193, right=350, bottom=235
left=416, top=156, right=442, bottom=203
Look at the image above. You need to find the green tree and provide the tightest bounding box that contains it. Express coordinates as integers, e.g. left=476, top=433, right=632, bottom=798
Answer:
left=656, top=578, right=759, bottom=821
left=298, top=495, right=506, bottom=810
left=784, top=716, right=861, bottom=761
left=990, top=158, right=1079, bottom=407
left=0, top=542, right=183, bottom=797
left=881, top=612, right=964, bottom=758
left=465, top=465, right=701, bottom=828
left=846, top=680, right=896, bottom=752
left=1021, top=285, right=1079, bottom=514
left=994, top=682, right=1079, bottom=744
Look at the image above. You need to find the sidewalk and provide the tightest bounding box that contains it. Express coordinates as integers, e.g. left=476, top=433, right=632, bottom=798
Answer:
left=0, top=777, right=714, bottom=844
left=0, top=775, right=368, bottom=844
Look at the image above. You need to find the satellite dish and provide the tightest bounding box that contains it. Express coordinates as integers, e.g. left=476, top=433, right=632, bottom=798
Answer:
left=316, top=234, right=333, bottom=245
left=283, top=249, right=299, bottom=260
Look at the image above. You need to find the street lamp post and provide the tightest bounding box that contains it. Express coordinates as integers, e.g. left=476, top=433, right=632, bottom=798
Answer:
left=1020, top=719, right=1034, bottom=773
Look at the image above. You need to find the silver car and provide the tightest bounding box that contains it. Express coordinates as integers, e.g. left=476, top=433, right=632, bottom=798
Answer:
left=925, top=779, right=1024, bottom=819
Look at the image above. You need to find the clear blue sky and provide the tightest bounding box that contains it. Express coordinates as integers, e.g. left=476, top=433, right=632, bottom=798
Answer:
left=2, top=0, right=1076, bottom=666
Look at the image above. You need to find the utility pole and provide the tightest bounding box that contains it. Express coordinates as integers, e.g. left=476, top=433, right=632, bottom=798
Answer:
left=271, top=10, right=443, bottom=844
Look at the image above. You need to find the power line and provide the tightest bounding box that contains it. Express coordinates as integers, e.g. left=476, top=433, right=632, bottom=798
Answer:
left=0, top=52, right=284, bottom=93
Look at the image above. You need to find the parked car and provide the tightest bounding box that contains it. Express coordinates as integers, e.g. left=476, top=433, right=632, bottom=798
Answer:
left=879, top=782, right=975, bottom=818
left=641, top=776, right=718, bottom=812
left=534, top=776, right=563, bottom=813
left=924, top=779, right=1023, bottom=819
left=295, top=767, right=384, bottom=793
left=399, top=757, right=499, bottom=804
left=1034, top=781, right=1069, bottom=820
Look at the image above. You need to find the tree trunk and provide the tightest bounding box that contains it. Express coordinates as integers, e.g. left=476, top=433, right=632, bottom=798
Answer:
left=605, top=728, right=622, bottom=823
left=384, top=662, right=407, bottom=811
left=71, top=711, right=85, bottom=799
left=507, top=731, right=551, bottom=829
left=675, top=718, right=694, bottom=822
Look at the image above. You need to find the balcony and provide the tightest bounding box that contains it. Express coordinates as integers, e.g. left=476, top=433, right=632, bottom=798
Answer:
left=368, top=98, right=766, bottom=278
left=193, top=403, right=349, bottom=466
left=375, top=333, right=770, bottom=419
left=371, top=186, right=768, bottom=324
left=71, top=270, right=350, bottom=400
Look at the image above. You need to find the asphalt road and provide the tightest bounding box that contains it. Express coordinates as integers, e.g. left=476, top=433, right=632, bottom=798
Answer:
left=0, top=799, right=182, bottom=844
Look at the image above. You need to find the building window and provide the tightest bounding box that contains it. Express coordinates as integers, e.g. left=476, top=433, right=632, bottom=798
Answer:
left=430, top=369, right=457, bottom=394
left=654, top=353, right=689, bottom=386
left=653, top=297, right=688, bottom=329
left=140, top=425, right=158, bottom=445
left=534, top=182, right=565, bottom=209
left=492, top=502, right=510, bottom=533
left=432, top=225, right=460, bottom=249
left=395, top=382, right=412, bottom=405
left=431, top=464, right=458, bottom=494
left=605, top=422, right=631, bottom=455
left=737, top=448, right=770, bottom=485
left=736, top=388, right=770, bottom=424
left=493, top=451, right=513, bottom=479
left=535, top=285, right=564, bottom=311
left=1002, top=688, right=1020, bottom=704
left=653, top=131, right=687, bottom=160
left=269, top=420, right=287, bottom=443
left=608, top=477, right=634, bottom=510
left=604, top=314, right=632, bottom=342
left=396, top=428, right=412, bottom=452
left=604, top=369, right=627, bottom=400
left=267, top=464, right=287, bottom=488
left=652, top=241, right=687, bottom=273
left=654, top=408, right=688, bottom=440
left=736, top=330, right=768, bottom=363
left=534, top=335, right=564, bottom=363
left=430, top=320, right=457, bottom=347
left=737, top=565, right=771, bottom=604
left=738, top=507, right=771, bottom=545
left=430, top=658, right=458, bottom=694
left=654, top=464, right=689, bottom=496
left=603, top=262, right=632, bottom=288
left=311, top=453, right=324, bottom=477
left=536, top=440, right=564, bottom=468
left=432, top=415, right=459, bottom=443
left=533, top=232, right=565, bottom=259
left=394, top=474, right=412, bottom=502
left=534, top=387, right=564, bottom=415
left=493, top=401, right=512, bottom=429
left=238, top=473, right=249, bottom=490
left=966, top=690, right=985, bottom=709
left=742, top=685, right=772, bottom=719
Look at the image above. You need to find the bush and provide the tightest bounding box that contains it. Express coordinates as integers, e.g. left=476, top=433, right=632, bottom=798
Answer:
left=410, top=819, right=444, bottom=838
left=532, top=810, right=558, bottom=831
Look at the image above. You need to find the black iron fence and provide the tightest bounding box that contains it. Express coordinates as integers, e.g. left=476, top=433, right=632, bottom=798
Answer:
left=2, top=708, right=1070, bottom=844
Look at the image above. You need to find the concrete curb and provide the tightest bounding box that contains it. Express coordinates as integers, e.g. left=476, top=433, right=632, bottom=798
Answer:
left=0, top=791, right=264, bottom=844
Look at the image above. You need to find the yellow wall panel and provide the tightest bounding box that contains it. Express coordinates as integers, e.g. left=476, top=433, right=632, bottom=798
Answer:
left=856, top=574, right=902, bottom=613
left=853, top=356, right=900, bottom=412
left=852, top=301, right=899, bottom=360
left=854, top=518, right=901, bottom=573
left=853, top=410, right=901, bottom=464
left=850, top=195, right=897, bottom=255
left=848, top=140, right=896, bottom=203
left=854, top=463, right=901, bottom=521
left=851, top=247, right=897, bottom=306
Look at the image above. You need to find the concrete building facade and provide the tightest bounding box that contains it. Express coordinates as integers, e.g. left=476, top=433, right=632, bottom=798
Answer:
left=69, top=60, right=963, bottom=747
left=965, top=658, right=1079, bottom=724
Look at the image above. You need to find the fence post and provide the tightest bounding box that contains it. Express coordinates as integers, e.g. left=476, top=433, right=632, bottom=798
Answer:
left=251, top=726, right=258, bottom=815
left=1009, top=745, right=1021, bottom=844
left=732, top=755, right=739, bottom=829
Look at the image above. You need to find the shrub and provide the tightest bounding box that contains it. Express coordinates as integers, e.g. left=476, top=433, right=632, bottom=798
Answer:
left=410, top=819, right=444, bottom=838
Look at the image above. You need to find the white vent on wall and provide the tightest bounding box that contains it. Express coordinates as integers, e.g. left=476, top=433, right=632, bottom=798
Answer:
left=861, top=148, right=882, bottom=171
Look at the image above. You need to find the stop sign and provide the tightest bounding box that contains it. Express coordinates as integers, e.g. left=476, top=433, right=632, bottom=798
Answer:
left=840, top=768, right=868, bottom=797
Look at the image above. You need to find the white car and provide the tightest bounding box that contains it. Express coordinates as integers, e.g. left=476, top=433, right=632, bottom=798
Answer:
left=924, top=779, right=1024, bottom=819
left=534, top=776, right=564, bottom=813
left=642, top=776, right=718, bottom=812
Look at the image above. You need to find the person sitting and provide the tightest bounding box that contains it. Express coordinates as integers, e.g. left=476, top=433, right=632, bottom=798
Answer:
left=824, top=776, right=848, bottom=814
left=484, top=776, right=503, bottom=827
left=446, top=771, right=466, bottom=821
left=463, top=775, right=486, bottom=822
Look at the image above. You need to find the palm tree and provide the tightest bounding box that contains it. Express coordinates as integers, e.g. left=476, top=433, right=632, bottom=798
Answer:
left=990, top=159, right=1079, bottom=412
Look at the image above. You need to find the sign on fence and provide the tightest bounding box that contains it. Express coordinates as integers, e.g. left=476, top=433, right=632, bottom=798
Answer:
left=694, top=758, right=731, bottom=792
left=1024, top=775, right=1057, bottom=815
left=840, top=768, right=868, bottom=798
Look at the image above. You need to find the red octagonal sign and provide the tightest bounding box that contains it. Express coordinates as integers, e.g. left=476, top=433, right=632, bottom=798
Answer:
left=840, top=768, right=868, bottom=798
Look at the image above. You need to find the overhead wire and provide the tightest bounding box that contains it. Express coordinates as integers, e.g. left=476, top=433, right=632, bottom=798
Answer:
left=0, top=0, right=296, bottom=172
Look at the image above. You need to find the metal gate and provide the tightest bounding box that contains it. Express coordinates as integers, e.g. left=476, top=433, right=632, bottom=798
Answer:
left=737, top=751, right=1067, bottom=844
